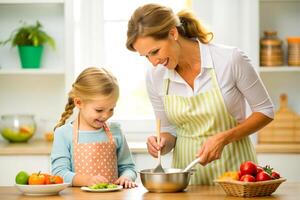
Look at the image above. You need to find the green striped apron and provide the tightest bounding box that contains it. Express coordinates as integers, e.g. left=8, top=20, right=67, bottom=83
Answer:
left=163, top=68, right=257, bottom=185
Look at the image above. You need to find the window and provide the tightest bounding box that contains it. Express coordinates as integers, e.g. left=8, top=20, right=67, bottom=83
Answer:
left=103, top=0, right=187, bottom=120
left=73, top=0, right=188, bottom=138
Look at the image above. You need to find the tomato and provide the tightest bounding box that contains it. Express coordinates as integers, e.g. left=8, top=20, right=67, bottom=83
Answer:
left=256, top=166, right=264, bottom=174
left=240, top=161, right=257, bottom=176
left=44, top=174, right=54, bottom=184
left=53, top=175, right=63, bottom=184
left=238, top=171, right=242, bottom=180
left=271, top=171, right=280, bottom=179
left=45, top=175, right=63, bottom=184
left=262, top=165, right=273, bottom=175
left=240, top=174, right=256, bottom=182
left=28, top=172, right=45, bottom=185
left=256, top=171, right=272, bottom=181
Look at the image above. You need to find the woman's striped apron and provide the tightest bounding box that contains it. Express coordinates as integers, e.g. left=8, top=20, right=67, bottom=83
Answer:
left=163, top=68, right=257, bottom=185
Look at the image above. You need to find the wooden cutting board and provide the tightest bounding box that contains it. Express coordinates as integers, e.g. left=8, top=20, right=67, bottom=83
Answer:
left=258, top=94, right=300, bottom=143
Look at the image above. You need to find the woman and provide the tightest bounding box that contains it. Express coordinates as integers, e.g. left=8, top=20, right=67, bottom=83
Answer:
left=126, top=3, right=274, bottom=185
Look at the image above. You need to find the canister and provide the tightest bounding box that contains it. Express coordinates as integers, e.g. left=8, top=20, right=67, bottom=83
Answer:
left=287, top=37, right=300, bottom=66
left=260, top=31, right=284, bottom=66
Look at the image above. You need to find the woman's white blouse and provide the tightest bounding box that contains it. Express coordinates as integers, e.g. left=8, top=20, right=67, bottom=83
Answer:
left=145, top=43, right=274, bottom=136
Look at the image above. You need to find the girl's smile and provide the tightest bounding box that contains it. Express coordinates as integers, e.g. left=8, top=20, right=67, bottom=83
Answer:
left=75, top=95, right=118, bottom=131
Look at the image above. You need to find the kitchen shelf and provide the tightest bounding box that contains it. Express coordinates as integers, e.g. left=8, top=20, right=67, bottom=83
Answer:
left=0, top=0, right=73, bottom=127
left=258, top=0, right=300, bottom=116
left=0, top=68, right=64, bottom=75
left=259, top=66, right=300, bottom=72
left=256, top=143, right=300, bottom=154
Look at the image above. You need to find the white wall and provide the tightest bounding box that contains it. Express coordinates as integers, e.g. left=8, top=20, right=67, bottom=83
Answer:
left=72, top=0, right=105, bottom=77
left=192, top=0, right=259, bottom=66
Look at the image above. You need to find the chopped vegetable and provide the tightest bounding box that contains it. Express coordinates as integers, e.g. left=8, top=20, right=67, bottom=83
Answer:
left=88, top=183, right=118, bottom=189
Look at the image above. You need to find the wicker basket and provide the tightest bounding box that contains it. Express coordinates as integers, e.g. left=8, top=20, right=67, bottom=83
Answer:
left=214, top=178, right=286, bottom=197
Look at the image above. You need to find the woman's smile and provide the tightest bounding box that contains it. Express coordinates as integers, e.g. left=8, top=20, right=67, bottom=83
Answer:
left=161, top=58, right=169, bottom=67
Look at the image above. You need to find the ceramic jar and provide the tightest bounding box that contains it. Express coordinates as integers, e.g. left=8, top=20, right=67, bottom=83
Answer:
left=260, top=31, right=284, bottom=66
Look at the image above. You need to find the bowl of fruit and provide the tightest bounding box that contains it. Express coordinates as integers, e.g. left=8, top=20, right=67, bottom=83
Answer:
left=15, top=171, right=69, bottom=196
left=215, top=161, right=286, bottom=197
left=0, top=114, right=36, bottom=142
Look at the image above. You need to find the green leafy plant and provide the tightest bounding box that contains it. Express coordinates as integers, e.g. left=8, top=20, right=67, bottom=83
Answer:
left=0, top=21, right=55, bottom=48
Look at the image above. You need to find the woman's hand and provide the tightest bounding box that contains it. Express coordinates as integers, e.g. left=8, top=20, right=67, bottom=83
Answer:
left=146, top=135, right=166, bottom=158
left=196, top=132, right=228, bottom=166
left=147, top=133, right=176, bottom=157
left=114, top=176, right=138, bottom=189
left=86, top=175, right=108, bottom=186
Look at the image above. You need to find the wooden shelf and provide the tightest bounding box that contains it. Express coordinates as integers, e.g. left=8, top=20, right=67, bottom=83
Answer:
left=256, top=143, right=300, bottom=154
left=260, top=0, right=300, bottom=2
left=0, top=68, right=64, bottom=75
left=258, top=66, right=300, bottom=72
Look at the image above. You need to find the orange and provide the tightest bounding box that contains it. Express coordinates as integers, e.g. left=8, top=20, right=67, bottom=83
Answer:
left=219, top=171, right=240, bottom=181
left=28, top=172, right=45, bottom=185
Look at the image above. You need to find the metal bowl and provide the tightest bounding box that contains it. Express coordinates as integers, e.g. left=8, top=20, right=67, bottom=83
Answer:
left=140, top=168, right=192, bottom=193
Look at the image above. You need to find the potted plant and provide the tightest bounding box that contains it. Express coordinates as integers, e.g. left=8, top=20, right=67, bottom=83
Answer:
left=0, top=21, right=55, bottom=69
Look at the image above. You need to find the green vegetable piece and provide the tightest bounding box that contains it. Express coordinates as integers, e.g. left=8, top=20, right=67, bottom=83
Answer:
left=97, top=182, right=108, bottom=189
left=89, top=184, right=99, bottom=189
left=88, top=182, right=118, bottom=190
left=107, top=184, right=117, bottom=188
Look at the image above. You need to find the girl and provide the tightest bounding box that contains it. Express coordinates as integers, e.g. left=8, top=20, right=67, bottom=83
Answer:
left=51, top=67, right=137, bottom=188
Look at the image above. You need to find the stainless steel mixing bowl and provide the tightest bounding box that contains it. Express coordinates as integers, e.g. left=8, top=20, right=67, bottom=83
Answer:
left=140, top=168, right=193, bottom=193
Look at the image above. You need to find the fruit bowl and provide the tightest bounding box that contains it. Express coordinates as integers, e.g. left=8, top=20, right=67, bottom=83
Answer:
left=0, top=114, right=36, bottom=143
left=214, top=178, right=286, bottom=197
left=15, top=183, right=70, bottom=196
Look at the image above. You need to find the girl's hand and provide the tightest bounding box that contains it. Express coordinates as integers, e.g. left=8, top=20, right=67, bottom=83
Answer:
left=196, top=132, right=227, bottom=166
left=86, top=175, right=108, bottom=186
left=114, top=176, right=138, bottom=189
left=146, top=135, right=166, bottom=158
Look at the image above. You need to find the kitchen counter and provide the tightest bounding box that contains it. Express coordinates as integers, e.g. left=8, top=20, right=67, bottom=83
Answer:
left=0, top=182, right=299, bottom=200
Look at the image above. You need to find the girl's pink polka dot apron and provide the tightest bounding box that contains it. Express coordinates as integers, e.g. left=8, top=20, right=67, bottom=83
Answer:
left=73, top=117, right=118, bottom=183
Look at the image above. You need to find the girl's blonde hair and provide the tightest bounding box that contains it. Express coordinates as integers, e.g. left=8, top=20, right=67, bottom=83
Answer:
left=54, top=67, right=119, bottom=130
left=126, top=3, right=213, bottom=51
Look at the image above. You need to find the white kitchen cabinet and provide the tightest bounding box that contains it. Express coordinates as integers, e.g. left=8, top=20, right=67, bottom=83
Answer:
left=0, top=0, right=74, bottom=139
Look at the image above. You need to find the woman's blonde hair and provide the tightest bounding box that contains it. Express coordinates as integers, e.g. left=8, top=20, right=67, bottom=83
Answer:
left=126, top=3, right=213, bottom=51
left=54, top=67, right=119, bottom=130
